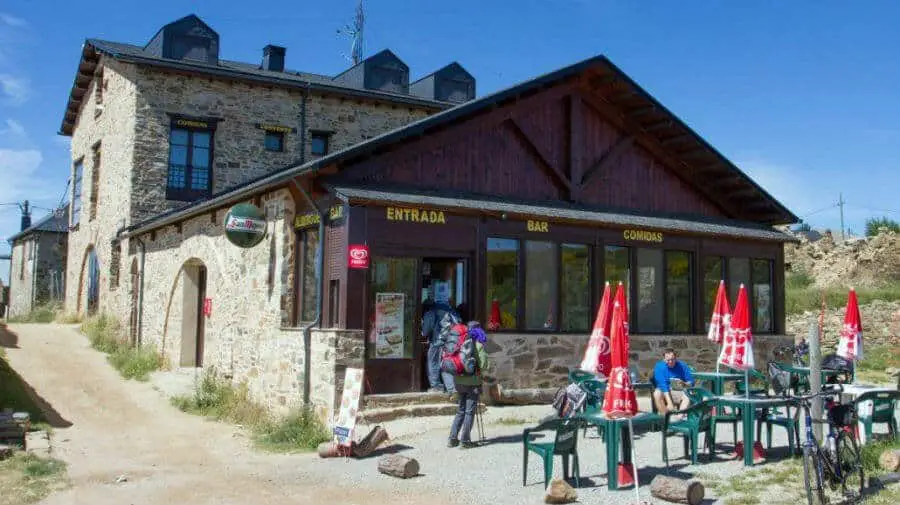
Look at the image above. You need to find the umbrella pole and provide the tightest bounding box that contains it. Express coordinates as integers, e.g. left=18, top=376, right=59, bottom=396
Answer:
left=744, top=369, right=749, bottom=399
left=627, top=417, right=641, bottom=505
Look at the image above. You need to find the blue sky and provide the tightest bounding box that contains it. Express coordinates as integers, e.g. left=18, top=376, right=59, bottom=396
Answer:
left=1, top=1, right=899, bottom=283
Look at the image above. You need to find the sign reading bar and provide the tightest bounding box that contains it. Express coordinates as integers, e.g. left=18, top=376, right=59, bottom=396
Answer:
left=527, top=219, right=549, bottom=232
left=623, top=229, right=664, bottom=243
left=348, top=244, right=369, bottom=269
left=293, top=205, right=344, bottom=229
left=386, top=207, right=446, bottom=224
left=256, top=123, right=297, bottom=133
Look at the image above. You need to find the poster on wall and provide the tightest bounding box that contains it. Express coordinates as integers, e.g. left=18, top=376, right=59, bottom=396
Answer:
left=374, top=293, right=405, bottom=359
left=333, top=367, right=364, bottom=447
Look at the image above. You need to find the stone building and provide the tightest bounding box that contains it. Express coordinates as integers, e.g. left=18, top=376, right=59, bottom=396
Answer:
left=5, top=209, right=69, bottom=318
left=59, top=14, right=466, bottom=326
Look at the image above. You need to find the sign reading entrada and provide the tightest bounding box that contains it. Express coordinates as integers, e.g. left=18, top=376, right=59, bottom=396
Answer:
left=386, top=207, right=446, bottom=224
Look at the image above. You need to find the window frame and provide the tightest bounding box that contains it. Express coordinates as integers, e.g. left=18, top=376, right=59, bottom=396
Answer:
left=71, top=158, right=84, bottom=228
left=166, top=118, right=215, bottom=202
left=294, top=226, right=321, bottom=325
left=310, top=131, right=331, bottom=156
left=264, top=130, right=285, bottom=152
left=701, top=254, right=775, bottom=335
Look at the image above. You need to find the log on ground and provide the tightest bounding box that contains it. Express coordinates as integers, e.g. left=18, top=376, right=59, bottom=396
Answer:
left=377, top=454, right=420, bottom=479
left=650, top=475, right=705, bottom=505
left=488, top=384, right=558, bottom=405
left=880, top=449, right=900, bottom=472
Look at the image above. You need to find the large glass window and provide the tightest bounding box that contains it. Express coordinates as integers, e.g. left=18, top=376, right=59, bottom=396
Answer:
left=561, top=244, right=590, bottom=332
left=727, top=257, right=751, bottom=305
left=525, top=241, right=558, bottom=330
left=702, top=256, right=725, bottom=331
left=167, top=126, right=213, bottom=201
left=71, top=160, right=83, bottom=226
left=486, top=238, right=518, bottom=330
left=604, top=245, right=631, bottom=312
left=297, top=228, right=320, bottom=322
left=665, top=251, right=692, bottom=333
left=636, top=248, right=664, bottom=333
left=369, top=257, right=417, bottom=359
left=752, top=259, right=773, bottom=333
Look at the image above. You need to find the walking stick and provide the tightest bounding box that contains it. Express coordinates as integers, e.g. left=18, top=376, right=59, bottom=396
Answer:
left=476, top=403, right=486, bottom=443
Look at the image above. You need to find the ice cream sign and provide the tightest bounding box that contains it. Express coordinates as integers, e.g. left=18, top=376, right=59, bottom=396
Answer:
left=223, top=203, right=268, bottom=248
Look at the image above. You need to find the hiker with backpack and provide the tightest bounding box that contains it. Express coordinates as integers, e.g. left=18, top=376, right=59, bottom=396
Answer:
left=446, top=321, right=490, bottom=449
left=421, top=297, right=462, bottom=394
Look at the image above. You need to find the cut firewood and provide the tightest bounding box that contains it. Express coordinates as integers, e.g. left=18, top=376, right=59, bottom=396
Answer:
left=879, top=449, right=900, bottom=472
left=650, top=475, right=705, bottom=505
left=377, top=454, right=419, bottom=479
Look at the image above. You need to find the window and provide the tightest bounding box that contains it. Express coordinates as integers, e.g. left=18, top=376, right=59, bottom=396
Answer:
left=727, top=257, right=751, bottom=305
left=702, top=256, right=724, bottom=331
left=751, top=259, right=773, bottom=333
left=561, top=244, right=590, bottom=332
left=604, top=245, right=631, bottom=312
left=525, top=241, right=558, bottom=330
left=89, top=142, right=101, bottom=221
left=109, top=240, right=121, bottom=289
left=486, top=238, right=518, bottom=330
left=665, top=251, right=692, bottom=333
left=264, top=131, right=284, bottom=152
left=297, top=228, right=320, bottom=322
left=368, top=257, right=417, bottom=359
left=71, top=160, right=83, bottom=227
left=167, top=124, right=213, bottom=201
left=310, top=133, right=329, bottom=156
left=328, top=279, right=340, bottom=327
left=636, top=248, right=664, bottom=333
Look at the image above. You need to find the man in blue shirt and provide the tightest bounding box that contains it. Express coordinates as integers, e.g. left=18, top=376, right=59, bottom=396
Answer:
left=651, top=348, right=694, bottom=414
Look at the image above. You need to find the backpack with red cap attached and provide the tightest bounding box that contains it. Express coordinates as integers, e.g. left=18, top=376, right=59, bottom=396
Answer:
left=440, top=323, right=478, bottom=376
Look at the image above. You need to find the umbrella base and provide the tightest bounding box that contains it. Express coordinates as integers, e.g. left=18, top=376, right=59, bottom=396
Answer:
left=616, top=462, right=636, bottom=487
left=734, top=441, right=767, bottom=462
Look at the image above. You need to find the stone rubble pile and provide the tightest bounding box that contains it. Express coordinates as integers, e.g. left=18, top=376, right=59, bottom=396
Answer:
left=784, top=229, right=900, bottom=289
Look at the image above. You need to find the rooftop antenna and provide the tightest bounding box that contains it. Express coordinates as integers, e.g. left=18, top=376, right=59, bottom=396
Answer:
left=337, top=0, right=365, bottom=65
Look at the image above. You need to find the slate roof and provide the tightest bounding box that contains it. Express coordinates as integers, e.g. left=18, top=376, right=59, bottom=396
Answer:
left=123, top=53, right=799, bottom=237
left=60, top=39, right=454, bottom=136
left=6, top=208, right=69, bottom=244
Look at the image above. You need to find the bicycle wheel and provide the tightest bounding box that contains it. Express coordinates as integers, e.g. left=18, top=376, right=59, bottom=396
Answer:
left=836, top=430, right=864, bottom=499
left=802, top=446, right=827, bottom=505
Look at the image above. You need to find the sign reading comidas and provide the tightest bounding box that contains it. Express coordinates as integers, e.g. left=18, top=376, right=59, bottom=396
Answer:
left=623, top=229, right=664, bottom=243
left=348, top=244, right=369, bottom=269
left=224, top=203, right=267, bottom=248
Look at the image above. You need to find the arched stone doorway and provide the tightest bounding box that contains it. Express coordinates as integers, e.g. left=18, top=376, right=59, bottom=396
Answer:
left=180, top=259, right=208, bottom=367
left=78, top=246, right=101, bottom=316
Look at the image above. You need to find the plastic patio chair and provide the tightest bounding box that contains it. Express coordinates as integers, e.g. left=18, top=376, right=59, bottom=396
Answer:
left=522, top=418, right=583, bottom=489
left=855, top=390, right=900, bottom=441
left=568, top=368, right=596, bottom=385
left=730, top=367, right=769, bottom=396
left=685, top=387, right=739, bottom=451
left=662, top=398, right=715, bottom=468
left=578, top=379, right=606, bottom=440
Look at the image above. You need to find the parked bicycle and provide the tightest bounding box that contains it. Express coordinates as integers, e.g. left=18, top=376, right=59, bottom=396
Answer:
left=794, top=384, right=864, bottom=505
left=774, top=339, right=810, bottom=366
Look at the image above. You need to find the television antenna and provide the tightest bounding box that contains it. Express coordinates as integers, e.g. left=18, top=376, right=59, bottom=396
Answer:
left=337, top=0, right=365, bottom=65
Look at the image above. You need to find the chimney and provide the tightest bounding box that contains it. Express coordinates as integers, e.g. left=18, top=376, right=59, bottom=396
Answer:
left=262, top=45, right=286, bottom=72
left=20, top=200, right=31, bottom=231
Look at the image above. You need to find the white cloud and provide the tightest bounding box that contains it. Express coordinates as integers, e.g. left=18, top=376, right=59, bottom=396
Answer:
left=0, top=74, right=29, bottom=104
left=0, top=119, right=25, bottom=136
left=0, top=148, right=60, bottom=238
left=0, top=13, right=26, bottom=27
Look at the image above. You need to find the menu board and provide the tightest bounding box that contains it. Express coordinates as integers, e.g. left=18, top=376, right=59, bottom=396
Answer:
left=374, top=293, right=405, bottom=359
left=333, top=367, right=364, bottom=447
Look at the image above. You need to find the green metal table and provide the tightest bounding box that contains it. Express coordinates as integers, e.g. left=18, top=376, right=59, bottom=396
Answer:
left=575, top=411, right=663, bottom=489
left=715, top=394, right=798, bottom=466
left=781, top=364, right=843, bottom=384
left=693, top=372, right=745, bottom=396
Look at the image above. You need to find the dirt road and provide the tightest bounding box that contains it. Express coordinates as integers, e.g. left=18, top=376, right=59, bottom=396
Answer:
left=3, top=323, right=453, bottom=505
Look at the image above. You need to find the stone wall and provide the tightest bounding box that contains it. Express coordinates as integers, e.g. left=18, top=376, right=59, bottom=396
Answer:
left=482, top=333, right=794, bottom=388
left=63, top=57, right=138, bottom=319
left=6, top=232, right=67, bottom=317
left=7, top=241, right=31, bottom=318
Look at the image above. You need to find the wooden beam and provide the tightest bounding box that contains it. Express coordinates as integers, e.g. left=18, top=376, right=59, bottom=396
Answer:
left=580, top=134, right=635, bottom=187
left=507, top=118, right=574, bottom=197
left=569, top=94, right=584, bottom=201
left=660, top=134, right=691, bottom=147
left=644, top=121, right=674, bottom=133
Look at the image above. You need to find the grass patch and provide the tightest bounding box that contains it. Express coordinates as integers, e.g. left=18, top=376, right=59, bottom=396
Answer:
left=172, top=367, right=330, bottom=452
left=698, top=458, right=805, bottom=505
left=81, top=314, right=161, bottom=381
left=6, top=303, right=62, bottom=324
left=0, top=453, right=69, bottom=505
left=856, top=345, right=900, bottom=385
left=785, top=281, right=900, bottom=316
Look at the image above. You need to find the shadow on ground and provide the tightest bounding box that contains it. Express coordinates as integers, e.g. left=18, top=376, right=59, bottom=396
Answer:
left=0, top=325, right=73, bottom=428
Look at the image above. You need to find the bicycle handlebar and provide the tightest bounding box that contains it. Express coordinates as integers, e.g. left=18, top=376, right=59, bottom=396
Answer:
left=792, top=384, right=844, bottom=403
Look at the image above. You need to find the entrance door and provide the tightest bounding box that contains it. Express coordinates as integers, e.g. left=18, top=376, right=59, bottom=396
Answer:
left=366, top=257, right=421, bottom=394
left=420, top=257, right=470, bottom=389
left=86, top=249, right=100, bottom=316
left=195, top=265, right=207, bottom=366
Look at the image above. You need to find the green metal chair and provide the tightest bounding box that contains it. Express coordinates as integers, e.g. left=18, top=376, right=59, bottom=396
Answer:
left=522, top=418, right=583, bottom=489
left=578, top=379, right=607, bottom=440
left=730, top=368, right=769, bottom=396
left=568, top=368, right=597, bottom=384
left=685, top=387, right=739, bottom=451
left=662, top=398, right=715, bottom=468
left=855, top=390, right=900, bottom=442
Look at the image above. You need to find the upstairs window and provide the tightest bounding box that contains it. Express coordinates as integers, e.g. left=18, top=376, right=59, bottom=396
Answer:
left=71, top=159, right=83, bottom=227
left=167, top=119, right=214, bottom=201
left=264, top=131, right=284, bottom=152
left=89, top=142, right=101, bottom=221
left=310, top=132, right=330, bottom=156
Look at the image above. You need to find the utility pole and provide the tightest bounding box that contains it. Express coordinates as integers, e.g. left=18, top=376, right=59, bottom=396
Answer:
left=838, top=193, right=846, bottom=241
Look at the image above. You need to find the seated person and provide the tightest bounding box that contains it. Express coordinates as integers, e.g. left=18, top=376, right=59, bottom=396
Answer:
left=651, top=348, right=694, bottom=415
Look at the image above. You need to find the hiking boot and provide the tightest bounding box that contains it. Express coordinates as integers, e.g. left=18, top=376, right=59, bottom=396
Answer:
left=428, top=387, right=445, bottom=394
left=447, top=438, right=459, bottom=448
left=460, top=441, right=478, bottom=449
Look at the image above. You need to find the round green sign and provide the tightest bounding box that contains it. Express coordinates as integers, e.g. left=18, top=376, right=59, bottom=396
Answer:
left=223, top=203, right=267, bottom=248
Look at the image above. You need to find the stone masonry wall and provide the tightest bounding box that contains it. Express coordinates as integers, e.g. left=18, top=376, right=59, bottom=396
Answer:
left=483, top=333, right=793, bottom=389
left=63, top=57, right=138, bottom=319
left=7, top=241, right=32, bottom=318
left=131, top=68, right=435, bottom=223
